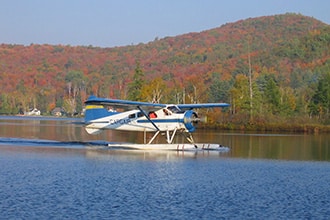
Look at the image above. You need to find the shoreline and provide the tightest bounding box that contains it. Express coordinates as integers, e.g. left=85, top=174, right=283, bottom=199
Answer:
left=204, top=123, right=330, bottom=134
left=1, top=115, right=329, bottom=133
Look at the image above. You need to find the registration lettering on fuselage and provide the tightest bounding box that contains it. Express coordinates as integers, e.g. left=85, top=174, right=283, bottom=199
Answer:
left=109, top=118, right=131, bottom=125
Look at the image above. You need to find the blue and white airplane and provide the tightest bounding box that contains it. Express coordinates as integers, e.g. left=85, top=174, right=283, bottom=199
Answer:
left=84, top=96, right=229, bottom=150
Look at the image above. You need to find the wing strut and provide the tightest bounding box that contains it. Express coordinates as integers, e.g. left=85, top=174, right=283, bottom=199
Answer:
left=137, top=106, right=160, bottom=131
left=137, top=105, right=161, bottom=145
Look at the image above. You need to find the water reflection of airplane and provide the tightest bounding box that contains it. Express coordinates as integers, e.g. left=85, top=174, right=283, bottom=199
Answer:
left=84, top=96, right=230, bottom=151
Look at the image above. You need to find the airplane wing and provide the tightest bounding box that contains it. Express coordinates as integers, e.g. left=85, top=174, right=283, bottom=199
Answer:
left=85, top=96, right=230, bottom=110
left=177, top=103, right=230, bottom=110
left=85, top=96, right=166, bottom=109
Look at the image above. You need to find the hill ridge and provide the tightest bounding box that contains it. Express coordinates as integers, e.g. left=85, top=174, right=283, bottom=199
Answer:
left=0, top=13, right=329, bottom=127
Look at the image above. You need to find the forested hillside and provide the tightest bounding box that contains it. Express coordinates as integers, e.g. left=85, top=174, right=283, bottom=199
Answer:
left=0, top=13, right=329, bottom=130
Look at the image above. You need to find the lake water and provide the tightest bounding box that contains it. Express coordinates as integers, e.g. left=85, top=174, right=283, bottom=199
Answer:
left=0, top=116, right=329, bottom=219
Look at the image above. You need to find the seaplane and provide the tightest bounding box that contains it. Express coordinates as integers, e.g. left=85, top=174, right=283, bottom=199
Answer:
left=84, top=95, right=230, bottom=151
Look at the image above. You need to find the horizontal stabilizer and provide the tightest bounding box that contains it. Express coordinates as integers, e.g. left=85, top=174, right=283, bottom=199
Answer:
left=85, top=127, right=103, bottom=135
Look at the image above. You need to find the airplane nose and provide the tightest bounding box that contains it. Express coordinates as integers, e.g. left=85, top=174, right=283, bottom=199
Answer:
left=183, top=110, right=198, bottom=132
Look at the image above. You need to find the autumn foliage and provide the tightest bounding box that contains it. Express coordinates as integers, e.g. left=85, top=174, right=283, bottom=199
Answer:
left=0, top=13, right=329, bottom=129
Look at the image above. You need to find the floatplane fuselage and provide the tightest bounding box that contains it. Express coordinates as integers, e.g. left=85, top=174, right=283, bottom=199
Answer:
left=84, top=96, right=229, bottom=150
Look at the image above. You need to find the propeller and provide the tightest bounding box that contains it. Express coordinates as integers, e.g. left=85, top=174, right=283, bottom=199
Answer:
left=198, top=115, right=207, bottom=123
left=183, top=111, right=207, bottom=132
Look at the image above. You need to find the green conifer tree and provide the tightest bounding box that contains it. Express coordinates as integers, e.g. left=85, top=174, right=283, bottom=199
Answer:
left=127, top=62, right=145, bottom=101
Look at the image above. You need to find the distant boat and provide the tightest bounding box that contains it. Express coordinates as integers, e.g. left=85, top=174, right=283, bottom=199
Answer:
left=24, top=108, right=41, bottom=116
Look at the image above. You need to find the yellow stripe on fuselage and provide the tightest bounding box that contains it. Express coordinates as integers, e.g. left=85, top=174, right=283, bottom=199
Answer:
left=85, top=105, right=104, bottom=109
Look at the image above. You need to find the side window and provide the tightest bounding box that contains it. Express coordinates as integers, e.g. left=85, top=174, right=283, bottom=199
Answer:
left=128, top=113, right=136, bottom=119
left=149, top=111, right=157, bottom=118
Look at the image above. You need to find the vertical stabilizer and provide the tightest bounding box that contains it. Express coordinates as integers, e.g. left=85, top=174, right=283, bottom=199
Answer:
left=84, top=105, right=118, bottom=135
left=84, top=105, right=112, bottom=122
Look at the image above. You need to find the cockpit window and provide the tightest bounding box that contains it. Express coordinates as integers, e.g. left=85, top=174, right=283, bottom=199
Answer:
left=128, top=113, right=136, bottom=119
left=167, top=106, right=180, bottom=113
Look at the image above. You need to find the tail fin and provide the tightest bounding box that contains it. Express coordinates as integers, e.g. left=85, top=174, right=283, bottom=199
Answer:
left=84, top=105, right=117, bottom=135
left=84, top=105, right=112, bottom=122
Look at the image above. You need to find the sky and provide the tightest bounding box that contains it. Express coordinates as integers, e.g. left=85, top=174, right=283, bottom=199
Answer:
left=0, top=0, right=329, bottom=48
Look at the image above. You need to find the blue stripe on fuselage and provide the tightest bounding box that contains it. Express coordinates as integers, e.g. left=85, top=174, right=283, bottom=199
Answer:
left=137, top=118, right=183, bottom=123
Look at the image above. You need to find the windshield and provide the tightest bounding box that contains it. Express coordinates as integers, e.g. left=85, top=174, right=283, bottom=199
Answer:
left=167, top=106, right=181, bottom=113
